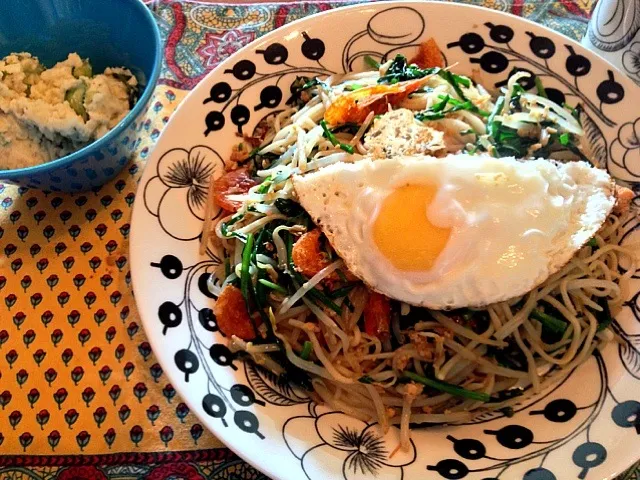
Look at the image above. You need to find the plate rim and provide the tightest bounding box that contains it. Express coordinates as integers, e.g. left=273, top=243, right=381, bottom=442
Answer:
left=130, top=3, right=640, bottom=479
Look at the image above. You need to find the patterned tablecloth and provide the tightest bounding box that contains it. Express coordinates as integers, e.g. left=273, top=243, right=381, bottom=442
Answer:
left=0, top=1, right=637, bottom=479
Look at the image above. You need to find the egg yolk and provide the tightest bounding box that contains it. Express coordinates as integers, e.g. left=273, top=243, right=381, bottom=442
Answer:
left=372, top=184, right=451, bottom=272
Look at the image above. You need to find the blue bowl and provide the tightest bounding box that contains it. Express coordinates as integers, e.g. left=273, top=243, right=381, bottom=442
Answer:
left=0, top=0, right=162, bottom=192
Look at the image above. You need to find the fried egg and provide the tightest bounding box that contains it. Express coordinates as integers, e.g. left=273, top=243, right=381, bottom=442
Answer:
left=293, top=154, right=615, bottom=309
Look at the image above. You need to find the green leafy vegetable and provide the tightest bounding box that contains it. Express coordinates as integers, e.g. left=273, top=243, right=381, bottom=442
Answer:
left=378, top=55, right=436, bottom=84
left=275, top=198, right=305, bottom=217
left=358, top=375, right=374, bottom=384
left=287, top=76, right=321, bottom=106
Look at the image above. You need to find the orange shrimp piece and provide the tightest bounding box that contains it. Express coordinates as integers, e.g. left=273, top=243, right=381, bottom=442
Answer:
left=324, top=78, right=426, bottom=125
left=363, top=291, right=391, bottom=340
left=292, top=229, right=331, bottom=279
left=614, top=185, right=634, bottom=215
left=213, top=167, right=258, bottom=212
left=214, top=285, right=260, bottom=340
left=410, top=38, right=446, bottom=69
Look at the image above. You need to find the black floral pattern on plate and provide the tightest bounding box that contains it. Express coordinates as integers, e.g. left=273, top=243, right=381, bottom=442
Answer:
left=136, top=4, right=640, bottom=479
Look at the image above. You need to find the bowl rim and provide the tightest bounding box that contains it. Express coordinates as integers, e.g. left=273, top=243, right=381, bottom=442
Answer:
left=0, top=0, right=163, bottom=180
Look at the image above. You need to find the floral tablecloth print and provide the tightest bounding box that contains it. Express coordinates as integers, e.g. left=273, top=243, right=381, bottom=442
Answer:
left=0, top=1, right=638, bottom=479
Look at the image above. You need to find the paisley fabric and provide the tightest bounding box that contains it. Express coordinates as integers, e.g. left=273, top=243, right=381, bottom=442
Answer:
left=0, top=0, right=637, bottom=478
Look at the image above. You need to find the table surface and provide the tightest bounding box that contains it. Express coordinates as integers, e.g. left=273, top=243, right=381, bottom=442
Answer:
left=0, top=0, right=638, bottom=479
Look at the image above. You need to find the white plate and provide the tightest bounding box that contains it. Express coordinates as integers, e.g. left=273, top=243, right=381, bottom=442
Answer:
left=131, top=3, right=640, bottom=479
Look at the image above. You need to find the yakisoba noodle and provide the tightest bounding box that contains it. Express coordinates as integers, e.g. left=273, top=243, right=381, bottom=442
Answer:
left=201, top=47, right=637, bottom=450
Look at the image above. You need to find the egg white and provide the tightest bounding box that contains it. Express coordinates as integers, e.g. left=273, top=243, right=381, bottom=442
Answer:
left=293, top=154, right=615, bottom=309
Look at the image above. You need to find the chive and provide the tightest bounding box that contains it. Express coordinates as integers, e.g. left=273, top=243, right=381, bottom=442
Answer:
left=441, top=95, right=490, bottom=116
left=240, top=233, right=254, bottom=300
left=257, top=175, right=272, bottom=194
left=343, top=297, right=355, bottom=312
left=336, top=269, right=348, bottom=283
left=437, top=70, right=467, bottom=100
left=416, top=100, right=480, bottom=121
left=530, top=309, right=568, bottom=334
left=300, top=341, right=313, bottom=360
left=563, top=102, right=576, bottom=115
left=320, top=119, right=338, bottom=143
left=221, top=214, right=246, bottom=240
left=455, top=74, right=471, bottom=88
left=328, top=284, right=356, bottom=299
left=345, top=83, right=364, bottom=91
left=338, top=143, right=355, bottom=154
left=358, top=375, right=374, bottom=384
left=459, top=129, right=475, bottom=136
left=364, top=55, right=380, bottom=70
left=224, top=256, right=231, bottom=277
left=534, top=76, right=547, bottom=98
left=432, top=94, right=450, bottom=112
left=587, top=237, right=598, bottom=248
left=310, top=287, right=342, bottom=314
left=248, top=146, right=262, bottom=158
left=258, top=278, right=287, bottom=294
left=596, top=297, right=612, bottom=332
left=403, top=371, right=491, bottom=402
left=559, top=132, right=571, bottom=146
left=320, top=119, right=355, bottom=154
left=252, top=227, right=267, bottom=265
left=239, top=234, right=266, bottom=340
left=512, top=83, right=525, bottom=96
